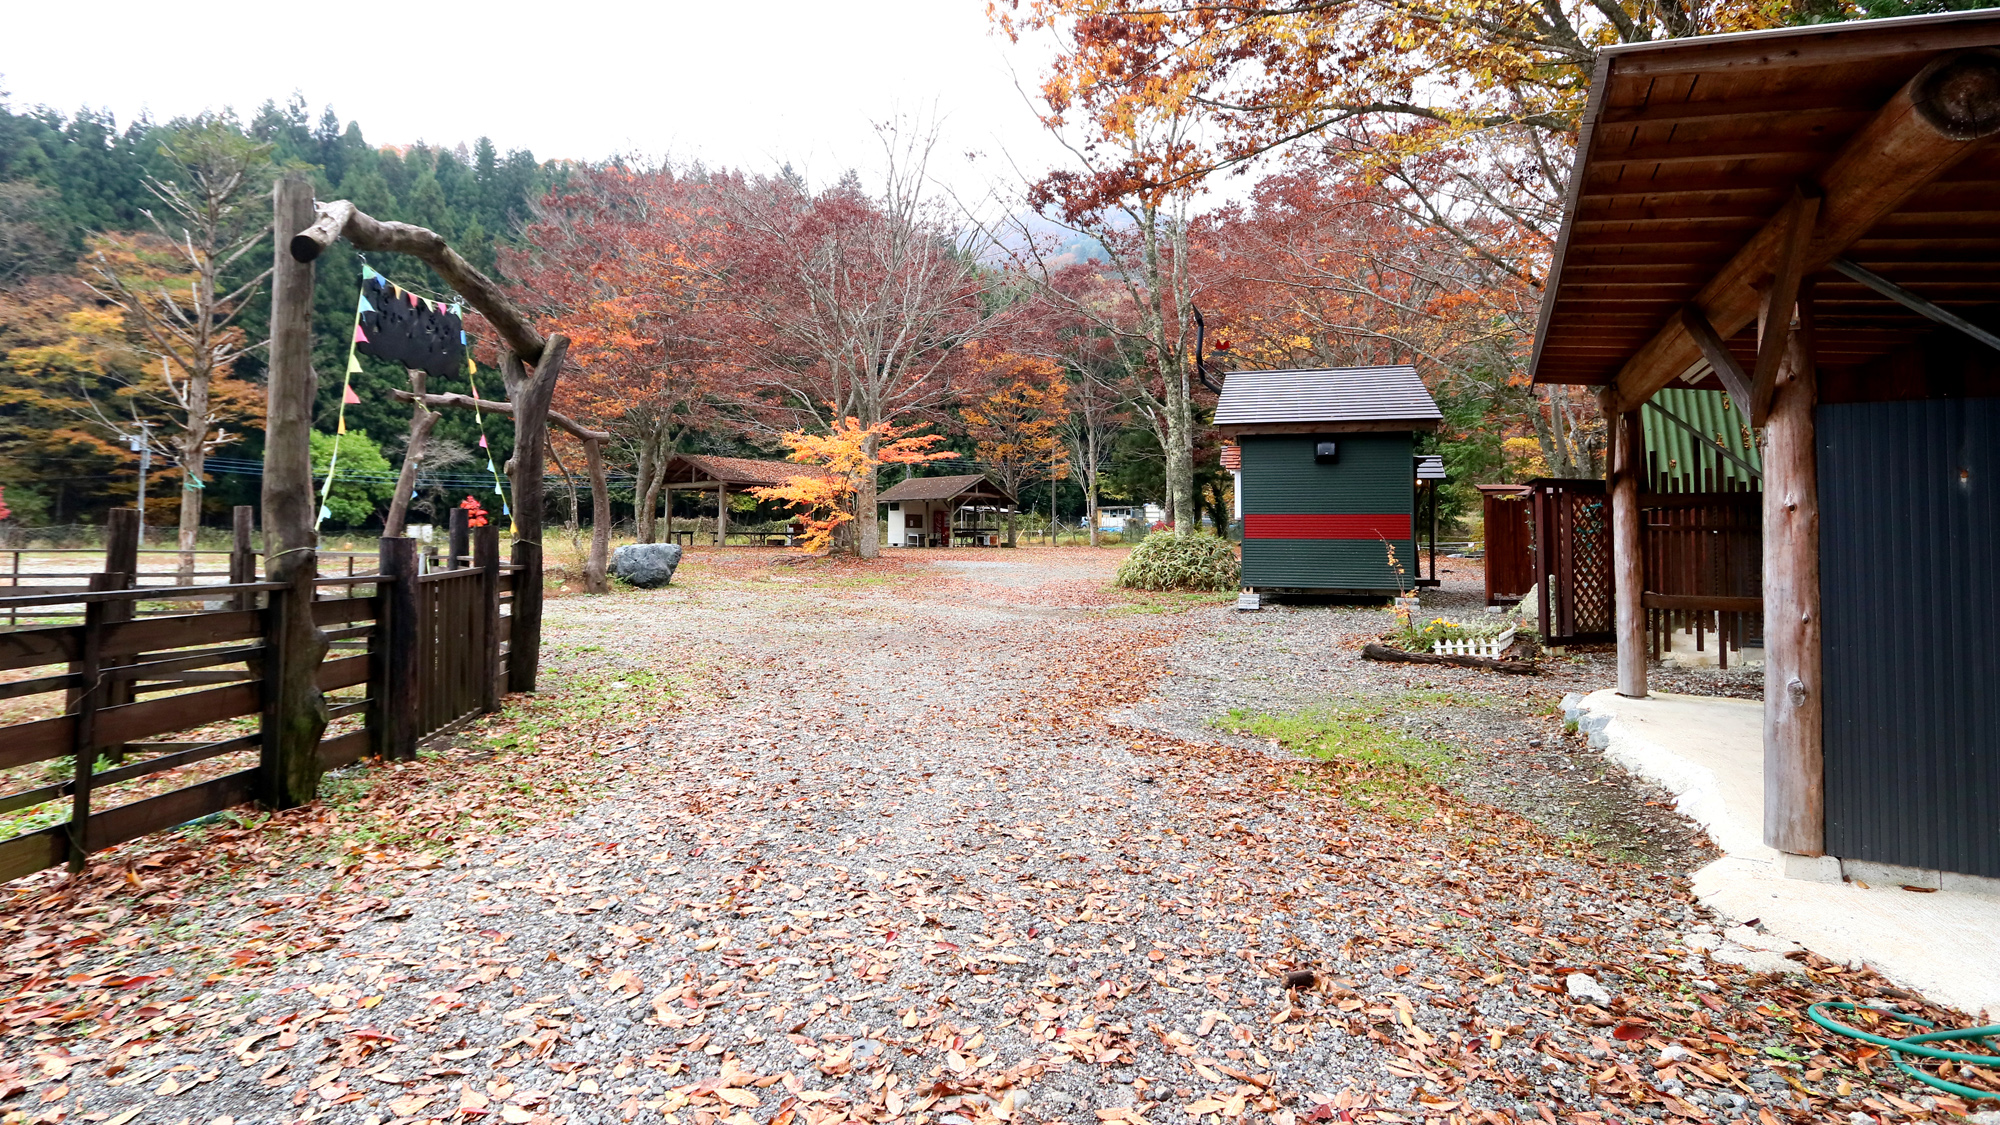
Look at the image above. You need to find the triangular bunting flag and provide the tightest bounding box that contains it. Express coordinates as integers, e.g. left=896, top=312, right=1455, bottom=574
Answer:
left=361, top=264, right=378, bottom=280
left=358, top=295, right=375, bottom=314
left=390, top=283, right=401, bottom=298
left=486, top=458, right=496, bottom=471
left=319, top=503, right=333, bottom=521
left=467, top=354, right=476, bottom=374
left=337, top=415, right=347, bottom=435
left=408, top=291, right=420, bottom=307
left=346, top=353, right=362, bottom=374
left=353, top=325, right=369, bottom=343
left=478, top=434, right=488, bottom=449
left=343, top=384, right=361, bottom=405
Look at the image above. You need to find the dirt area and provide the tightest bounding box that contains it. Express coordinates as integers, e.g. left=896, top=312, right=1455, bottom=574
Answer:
left=0, top=547, right=1978, bottom=1125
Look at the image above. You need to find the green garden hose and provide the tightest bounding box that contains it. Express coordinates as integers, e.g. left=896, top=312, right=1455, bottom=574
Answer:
left=1807, top=1001, right=2000, bottom=1102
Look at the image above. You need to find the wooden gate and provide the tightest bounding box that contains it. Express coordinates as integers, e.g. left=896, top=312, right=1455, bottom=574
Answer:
left=1477, top=485, right=1534, bottom=605
left=1530, top=479, right=1614, bottom=644
left=414, top=566, right=495, bottom=739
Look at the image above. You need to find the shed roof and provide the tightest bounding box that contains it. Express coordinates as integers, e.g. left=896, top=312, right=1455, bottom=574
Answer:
left=661, top=454, right=831, bottom=488
left=1214, top=366, right=1442, bottom=434
left=877, top=473, right=1017, bottom=506
left=1530, top=10, right=2000, bottom=396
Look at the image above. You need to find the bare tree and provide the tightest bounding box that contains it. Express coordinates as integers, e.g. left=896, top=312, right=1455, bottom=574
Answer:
left=87, top=118, right=272, bottom=580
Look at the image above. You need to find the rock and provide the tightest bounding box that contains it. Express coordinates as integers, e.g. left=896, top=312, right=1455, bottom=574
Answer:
left=1657, top=1044, right=1695, bottom=1065
left=609, top=543, right=683, bottom=588
left=1565, top=973, right=1612, bottom=1006
left=1966, top=1111, right=2000, bottom=1125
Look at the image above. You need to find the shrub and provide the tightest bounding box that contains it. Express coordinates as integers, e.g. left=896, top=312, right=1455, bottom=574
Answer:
left=1115, top=532, right=1240, bottom=591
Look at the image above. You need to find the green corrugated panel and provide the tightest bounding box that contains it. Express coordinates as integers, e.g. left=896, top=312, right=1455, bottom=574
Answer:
left=1643, top=388, right=1761, bottom=491
left=1239, top=433, right=1415, bottom=591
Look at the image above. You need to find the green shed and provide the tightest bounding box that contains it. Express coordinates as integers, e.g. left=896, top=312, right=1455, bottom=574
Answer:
left=1216, top=366, right=1443, bottom=595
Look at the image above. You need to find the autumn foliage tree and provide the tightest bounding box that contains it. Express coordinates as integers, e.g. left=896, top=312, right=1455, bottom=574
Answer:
left=751, top=418, right=951, bottom=554
left=961, top=347, right=1070, bottom=546
left=507, top=163, right=726, bottom=542
left=83, top=119, right=271, bottom=578
left=720, top=128, right=1006, bottom=557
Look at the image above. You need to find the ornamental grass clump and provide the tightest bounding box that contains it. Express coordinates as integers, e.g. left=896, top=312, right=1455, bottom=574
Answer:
left=1114, top=533, right=1240, bottom=591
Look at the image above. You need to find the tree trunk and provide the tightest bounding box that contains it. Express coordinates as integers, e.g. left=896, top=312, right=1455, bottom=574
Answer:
left=856, top=428, right=881, bottom=559
left=1005, top=507, right=1018, bottom=547
left=176, top=438, right=204, bottom=586
left=635, top=437, right=660, bottom=543
left=1086, top=426, right=1100, bottom=548
left=501, top=337, right=568, bottom=694
left=385, top=371, right=437, bottom=540
left=585, top=438, right=610, bottom=594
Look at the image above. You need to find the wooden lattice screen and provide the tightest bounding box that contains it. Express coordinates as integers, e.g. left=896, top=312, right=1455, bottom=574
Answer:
left=1531, top=479, right=1615, bottom=645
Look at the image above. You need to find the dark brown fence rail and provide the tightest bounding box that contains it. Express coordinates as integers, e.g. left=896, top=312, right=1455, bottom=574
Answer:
left=0, top=507, right=516, bottom=882
left=1640, top=492, right=1763, bottom=667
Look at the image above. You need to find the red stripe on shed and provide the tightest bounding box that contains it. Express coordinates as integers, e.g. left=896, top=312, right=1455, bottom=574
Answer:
left=1243, top=514, right=1411, bottom=540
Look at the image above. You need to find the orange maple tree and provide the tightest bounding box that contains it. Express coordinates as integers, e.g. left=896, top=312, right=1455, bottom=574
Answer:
left=751, top=418, right=952, bottom=554
left=961, top=347, right=1071, bottom=545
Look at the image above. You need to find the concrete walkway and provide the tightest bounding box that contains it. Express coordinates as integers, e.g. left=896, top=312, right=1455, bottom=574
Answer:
left=1566, top=688, right=2000, bottom=1020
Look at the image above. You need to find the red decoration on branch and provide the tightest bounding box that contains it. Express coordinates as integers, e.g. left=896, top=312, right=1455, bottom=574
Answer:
left=459, top=495, right=489, bottom=528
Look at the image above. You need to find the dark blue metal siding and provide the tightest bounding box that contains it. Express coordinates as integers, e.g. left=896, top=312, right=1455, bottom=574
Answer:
left=1819, top=399, right=2000, bottom=878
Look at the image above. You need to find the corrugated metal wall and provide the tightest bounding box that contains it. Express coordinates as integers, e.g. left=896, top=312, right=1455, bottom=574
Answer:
left=1239, top=433, right=1414, bottom=591
left=1819, top=399, right=1999, bottom=878
left=1645, top=389, right=1761, bottom=491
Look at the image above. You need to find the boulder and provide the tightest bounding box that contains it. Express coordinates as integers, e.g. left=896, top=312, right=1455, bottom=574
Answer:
left=609, top=543, right=683, bottom=588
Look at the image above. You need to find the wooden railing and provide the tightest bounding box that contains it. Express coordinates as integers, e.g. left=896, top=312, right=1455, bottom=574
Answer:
left=0, top=509, right=518, bottom=881
left=1640, top=491, right=1763, bottom=668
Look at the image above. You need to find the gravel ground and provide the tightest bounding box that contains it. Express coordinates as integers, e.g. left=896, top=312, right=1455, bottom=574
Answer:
left=0, top=548, right=1969, bottom=1125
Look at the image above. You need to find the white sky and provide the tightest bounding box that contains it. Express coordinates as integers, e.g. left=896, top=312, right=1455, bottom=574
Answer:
left=0, top=0, right=1071, bottom=202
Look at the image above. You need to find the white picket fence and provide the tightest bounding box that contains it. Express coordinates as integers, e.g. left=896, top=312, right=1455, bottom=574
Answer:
left=1432, top=626, right=1516, bottom=659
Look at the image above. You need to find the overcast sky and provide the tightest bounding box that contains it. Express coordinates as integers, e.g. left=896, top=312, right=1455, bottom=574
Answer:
left=1, top=0, right=1071, bottom=202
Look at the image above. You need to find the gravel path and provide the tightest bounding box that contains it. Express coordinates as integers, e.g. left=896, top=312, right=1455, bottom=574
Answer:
left=0, top=548, right=1967, bottom=1125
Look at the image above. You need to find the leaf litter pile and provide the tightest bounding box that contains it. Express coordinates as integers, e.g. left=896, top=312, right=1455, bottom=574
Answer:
left=0, top=548, right=1991, bottom=1125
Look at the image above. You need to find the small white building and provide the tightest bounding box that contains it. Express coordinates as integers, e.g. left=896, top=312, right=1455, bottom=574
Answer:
left=1095, top=503, right=1163, bottom=531
left=879, top=473, right=1017, bottom=548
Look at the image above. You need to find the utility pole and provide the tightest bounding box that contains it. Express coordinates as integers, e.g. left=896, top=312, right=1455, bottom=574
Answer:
left=127, top=426, right=151, bottom=546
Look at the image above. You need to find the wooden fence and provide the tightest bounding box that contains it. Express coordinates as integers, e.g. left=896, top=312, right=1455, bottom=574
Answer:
left=1530, top=478, right=1615, bottom=645
left=0, top=508, right=515, bottom=882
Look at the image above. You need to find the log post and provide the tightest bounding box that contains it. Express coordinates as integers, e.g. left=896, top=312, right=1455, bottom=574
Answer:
left=475, top=522, right=502, bottom=713
left=96, top=508, right=139, bottom=761
left=584, top=438, right=610, bottom=594
left=230, top=506, right=257, bottom=611
left=448, top=506, right=470, bottom=570
left=260, top=173, right=329, bottom=810
left=1763, top=289, right=1824, bottom=856
left=1610, top=403, right=1647, bottom=698
left=384, top=371, right=439, bottom=540
left=500, top=339, right=566, bottom=694
left=716, top=483, right=729, bottom=547
left=377, top=537, right=420, bottom=761
left=67, top=572, right=120, bottom=872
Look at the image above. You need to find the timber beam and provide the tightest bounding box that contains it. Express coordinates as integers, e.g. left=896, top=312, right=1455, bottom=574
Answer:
left=1606, top=49, right=2000, bottom=415
left=288, top=201, right=545, bottom=365
left=389, top=389, right=611, bottom=444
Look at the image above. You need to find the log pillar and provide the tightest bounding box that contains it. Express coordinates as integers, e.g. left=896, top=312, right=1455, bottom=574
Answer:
left=716, top=483, right=729, bottom=547
left=230, top=506, right=257, bottom=611
left=1610, top=404, right=1647, bottom=698
left=584, top=438, right=610, bottom=593
left=261, top=173, right=330, bottom=809
left=1763, top=294, right=1824, bottom=856
left=448, top=506, right=470, bottom=569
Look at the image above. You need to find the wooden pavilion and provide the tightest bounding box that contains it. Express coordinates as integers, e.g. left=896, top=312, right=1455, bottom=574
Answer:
left=1532, top=13, right=2000, bottom=880
left=658, top=454, right=830, bottom=546
left=878, top=473, right=1016, bottom=547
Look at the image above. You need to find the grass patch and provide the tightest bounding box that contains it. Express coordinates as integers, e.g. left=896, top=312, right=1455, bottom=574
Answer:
left=1103, top=588, right=1239, bottom=615
left=1217, top=705, right=1454, bottom=820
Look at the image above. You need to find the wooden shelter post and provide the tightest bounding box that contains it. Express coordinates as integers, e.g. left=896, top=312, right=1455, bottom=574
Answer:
left=1609, top=403, right=1647, bottom=698
left=263, top=173, right=330, bottom=808
left=716, top=483, right=729, bottom=546
left=230, top=506, right=257, bottom=611
left=1763, top=292, right=1825, bottom=856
